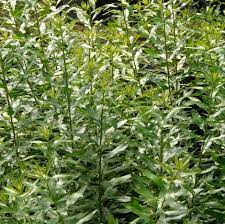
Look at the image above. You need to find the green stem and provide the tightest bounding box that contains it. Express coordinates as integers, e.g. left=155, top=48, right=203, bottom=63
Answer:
left=159, top=127, right=163, bottom=175
left=59, top=18, right=74, bottom=148
left=98, top=91, right=105, bottom=224
left=46, top=180, right=65, bottom=224
left=88, top=36, right=93, bottom=94
left=110, top=53, right=114, bottom=81
left=34, top=3, right=53, bottom=92
left=34, top=5, right=43, bottom=46
left=9, top=4, right=38, bottom=106
left=8, top=3, right=18, bottom=29
left=161, top=3, right=171, bottom=94
left=171, top=0, right=178, bottom=91
left=0, top=52, right=17, bottom=150
left=17, top=59, right=38, bottom=104
left=122, top=6, right=138, bottom=81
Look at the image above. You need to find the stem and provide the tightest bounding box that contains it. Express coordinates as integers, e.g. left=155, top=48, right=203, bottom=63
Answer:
left=122, top=5, right=138, bottom=80
left=34, top=4, right=45, bottom=76
left=122, top=10, right=130, bottom=46
left=34, top=3, right=53, bottom=91
left=17, top=59, right=38, bottom=104
left=34, top=5, right=42, bottom=46
left=98, top=91, right=105, bottom=224
left=46, top=180, right=65, bottom=224
left=59, top=18, right=74, bottom=148
left=87, top=36, right=93, bottom=94
left=0, top=52, right=17, bottom=149
left=159, top=127, right=163, bottom=175
left=161, top=2, right=171, bottom=94
left=9, top=4, right=38, bottom=106
left=110, top=53, right=114, bottom=81
left=171, top=0, right=178, bottom=91
left=8, top=3, right=18, bottom=29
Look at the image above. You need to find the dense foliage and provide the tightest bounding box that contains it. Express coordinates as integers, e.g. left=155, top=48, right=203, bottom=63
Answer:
left=1, top=0, right=225, bottom=223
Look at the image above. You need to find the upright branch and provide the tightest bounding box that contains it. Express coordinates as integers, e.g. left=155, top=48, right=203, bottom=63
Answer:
left=34, top=3, right=53, bottom=92
left=121, top=4, right=138, bottom=81
left=159, top=126, right=164, bottom=175
left=0, top=52, right=17, bottom=149
left=161, top=2, right=171, bottom=94
left=110, top=51, right=114, bottom=81
left=98, top=91, right=105, bottom=224
left=17, top=59, right=39, bottom=105
left=46, top=180, right=65, bottom=224
left=8, top=2, right=39, bottom=105
left=34, top=5, right=43, bottom=47
left=59, top=18, right=74, bottom=148
left=171, top=0, right=178, bottom=91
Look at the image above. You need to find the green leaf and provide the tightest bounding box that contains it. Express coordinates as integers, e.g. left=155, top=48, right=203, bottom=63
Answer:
left=142, top=170, right=165, bottom=190
left=66, top=186, right=87, bottom=207
left=108, top=214, right=118, bottom=224
left=109, top=174, right=131, bottom=186
left=105, top=144, right=128, bottom=159
left=126, top=200, right=153, bottom=222
left=134, top=183, right=158, bottom=207
left=213, top=155, right=225, bottom=166
left=74, top=7, right=90, bottom=26
left=7, top=106, right=14, bottom=116
left=205, top=209, right=225, bottom=222
left=2, top=187, right=19, bottom=196
left=77, top=210, right=97, bottom=224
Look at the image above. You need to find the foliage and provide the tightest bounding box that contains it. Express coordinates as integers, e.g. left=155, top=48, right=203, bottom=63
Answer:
left=0, top=0, right=225, bottom=223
